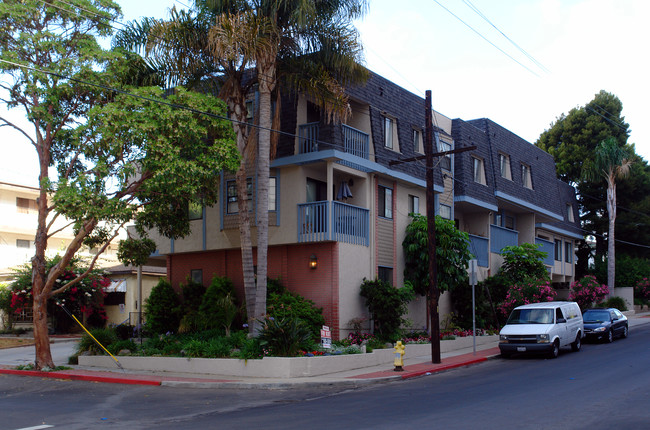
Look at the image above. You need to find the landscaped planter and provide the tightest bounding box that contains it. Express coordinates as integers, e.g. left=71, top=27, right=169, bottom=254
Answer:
left=79, top=334, right=499, bottom=378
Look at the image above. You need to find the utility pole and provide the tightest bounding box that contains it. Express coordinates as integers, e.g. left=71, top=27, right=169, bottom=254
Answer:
left=392, top=92, right=475, bottom=364
left=424, top=90, right=441, bottom=364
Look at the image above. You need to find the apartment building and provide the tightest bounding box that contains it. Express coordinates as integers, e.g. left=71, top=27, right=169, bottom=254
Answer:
left=452, top=118, right=582, bottom=296
left=149, top=72, right=581, bottom=338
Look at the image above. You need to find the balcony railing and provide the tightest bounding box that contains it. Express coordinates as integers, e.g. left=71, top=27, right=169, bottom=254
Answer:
left=535, top=237, right=555, bottom=266
left=468, top=234, right=489, bottom=267
left=342, top=124, right=369, bottom=159
left=298, top=122, right=319, bottom=154
left=490, top=224, right=518, bottom=254
left=298, top=200, right=369, bottom=246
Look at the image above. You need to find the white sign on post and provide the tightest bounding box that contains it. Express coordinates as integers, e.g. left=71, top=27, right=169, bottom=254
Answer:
left=320, top=325, right=332, bottom=349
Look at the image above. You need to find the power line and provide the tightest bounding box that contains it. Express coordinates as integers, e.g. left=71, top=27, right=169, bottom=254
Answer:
left=462, top=0, right=549, bottom=74
left=431, top=0, right=541, bottom=77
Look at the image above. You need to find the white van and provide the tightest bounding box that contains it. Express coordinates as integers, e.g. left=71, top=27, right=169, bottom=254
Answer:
left=499, top=301, right=584, bottom=359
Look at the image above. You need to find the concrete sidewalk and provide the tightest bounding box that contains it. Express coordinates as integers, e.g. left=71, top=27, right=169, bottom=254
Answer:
left=2, top=312, right=649, bottom=389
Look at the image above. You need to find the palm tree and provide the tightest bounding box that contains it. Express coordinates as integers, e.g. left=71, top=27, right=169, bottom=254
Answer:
left=202, top=0, right=368, bottom=332
left=116, top=0, right=368, bottom=334
left=583, top=137, right=632, bottom=294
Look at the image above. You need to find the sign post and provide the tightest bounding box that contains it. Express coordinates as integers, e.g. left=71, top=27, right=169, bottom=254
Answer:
left=469, top=259, right=478, bottom=355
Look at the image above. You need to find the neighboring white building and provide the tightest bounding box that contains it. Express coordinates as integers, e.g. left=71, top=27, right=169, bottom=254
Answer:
left=0, top=181, right=123, bottom=281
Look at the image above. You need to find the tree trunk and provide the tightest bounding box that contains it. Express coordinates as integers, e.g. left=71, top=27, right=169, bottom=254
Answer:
left=32, top=288, right=53, bottom=369
left=607, top=180, right=616, bottom=297
left=253, top=58, right=276, bottom=334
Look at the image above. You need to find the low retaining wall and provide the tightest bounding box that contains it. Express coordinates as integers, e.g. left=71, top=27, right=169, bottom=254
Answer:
left=79, top=335, right=499, bottom=379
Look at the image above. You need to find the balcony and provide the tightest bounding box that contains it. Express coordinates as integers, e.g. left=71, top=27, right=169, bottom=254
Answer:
left=298, top=122, right=319, bottom=154
left=535, top=237, right=555, bottom=266
left=298, top=201, right=369, bottom=246
left=468, top=234, right=489, bottom=267
left=297, top=123, right=369, bottom=161
left=490, top=224, right=518, bottom=254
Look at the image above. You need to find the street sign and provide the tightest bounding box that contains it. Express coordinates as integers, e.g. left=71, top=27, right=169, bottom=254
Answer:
left=320, top=325, right=332, bottom=349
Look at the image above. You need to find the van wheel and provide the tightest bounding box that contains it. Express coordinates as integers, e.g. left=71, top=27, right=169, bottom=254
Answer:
left=571, top=334, right=581, bottom=352
left=606, top=329, right=614, bottom=343
left=549, top=340, right=560, bottom=359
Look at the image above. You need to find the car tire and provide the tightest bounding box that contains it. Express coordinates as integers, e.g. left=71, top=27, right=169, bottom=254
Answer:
left=571, top=334, right=581, bottom=352
left=549, top=340, right=560, bottom=359
left=622, top=325, right=628, bottom=339
left=606, top=329, right=614, bottom=343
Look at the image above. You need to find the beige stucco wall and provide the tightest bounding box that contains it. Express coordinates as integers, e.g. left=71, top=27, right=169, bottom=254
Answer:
left=104, top=274, right=161, bottom=326
left=517, top=213, right=535, bottom=244
left=337, top=242, right=373, bottom=338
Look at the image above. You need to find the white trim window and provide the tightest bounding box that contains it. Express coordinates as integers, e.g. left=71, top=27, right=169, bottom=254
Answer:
left=438, top=139, right=451, bottom=171
left=413, top=129, right=423, bottom=154
left=378, top=185, right=393, bottom=219
left=521, top=163, right=533, bottom=189
left=439, top=203, right=452, bottom=219
left=499, top=153, right=511, bottom=180
left=408, top=194, right=419, bottom=214
left=472, top=156, right=486, bottom=185
left=383, top=116, right=397, bottom=150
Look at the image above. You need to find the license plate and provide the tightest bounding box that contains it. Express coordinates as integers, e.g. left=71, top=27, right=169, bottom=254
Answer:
left=517, top=347, right=526, bottom=352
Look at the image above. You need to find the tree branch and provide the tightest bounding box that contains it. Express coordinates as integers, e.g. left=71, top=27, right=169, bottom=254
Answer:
left=0, top=116, right=36, bottom=146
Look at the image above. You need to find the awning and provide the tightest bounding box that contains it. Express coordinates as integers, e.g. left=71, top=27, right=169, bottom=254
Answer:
left=105, top=279, right=127, bottom=293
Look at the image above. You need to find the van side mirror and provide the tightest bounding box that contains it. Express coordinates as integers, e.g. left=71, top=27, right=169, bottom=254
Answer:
left=557, top=317, right=566, bottom=323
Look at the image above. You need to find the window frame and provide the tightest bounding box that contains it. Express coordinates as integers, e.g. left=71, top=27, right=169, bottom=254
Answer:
left=565, top=241, right=573, bottom=263
left=521, top=163, right=533, bottom=189
left=472, top=156, right=485, bottom=185
left=498, top=153, right=511, bottom=180
left=566, top=204, right=574, bottom=222
left=554, top=239, right=562, bottom=261
left=439, top=203, right=452, bottom=219
left=413, top=128, right=423, bottom=154
left=378, top=185, right=393, bottom=219
left=438, top=139, right=451, bottom=171
left=408, top=194, right=419, bottom=215
left=383, top=116, right=396, bottom=150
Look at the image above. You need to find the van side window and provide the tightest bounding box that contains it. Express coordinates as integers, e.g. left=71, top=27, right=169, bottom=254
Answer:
left=556, top=308, right=564, bottom=322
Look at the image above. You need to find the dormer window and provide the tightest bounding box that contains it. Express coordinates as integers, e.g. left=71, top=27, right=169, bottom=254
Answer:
left=472, top=156, right=486, bottom=185
left=566, top=204, right=574, bottom=222
left=383, top=116, right=398, bottom=151
left=521, top=163, right=532, bottom=189
left=413, top=129, right=423, bottom=154
left=499, top=153, right=511, bottom=180
left=438, top=139, right=451, bottom=171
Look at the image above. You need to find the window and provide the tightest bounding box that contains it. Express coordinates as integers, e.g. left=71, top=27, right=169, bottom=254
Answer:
left=472, top=157, right=485, bottom=184
left=268, top=177, right=277, bottom=211
left=439, top=204, right=452, bottom=219
left=16, top=239, right=32, bottom=249
left=226, top=178, right=252, bottom=214
left=554, top=239, right=562, bottom=261
left=521, top=163, right=532, bottom=189
left=498, top=153, right=511, bottom=180
left=384, top=116, right=395, bottom=149
left=378, top=266, right=393, bottom=284
left=565, top=241, right=573, bottom=263
left=188, top=202, right=203, bottom=220
left=378, top=186, right=393, bottom=219
left=408, top=195, right=419, bottom=214
left=438, top=139, right=451, bottom=171
left=566, top=204, right=574, bottom=222
left=190, top=269, right=203, bottom=285
left=413, top=129, right=423, bottom=153
left=494, top=212, right=515, bottom=230
left=16, top=197, right=37, bottom=214
left=306, top=177, right=327, bottom=202
left=245, top=100, right=254, bottom=121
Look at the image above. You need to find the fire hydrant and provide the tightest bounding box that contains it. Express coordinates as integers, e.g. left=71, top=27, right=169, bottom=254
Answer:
left=393, top=341, right=405, bottom=371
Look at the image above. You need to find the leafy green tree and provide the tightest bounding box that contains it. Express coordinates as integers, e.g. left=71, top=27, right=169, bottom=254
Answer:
left=583, top=137, right=632, bottom=291
left=0, top=1, right=238, bottom=368
left=200, top=276, right=238, bottom=335
left=144, top=278, right=181, bottom=335
left=498, top=243, right=550, bottom=286
left=403, top=214, right=472, bottom=296
left=359, top=278, right=414, bottom=341
left=535, top=90, right=650, bottom=272
left=0, top=283, right=13, bottom=330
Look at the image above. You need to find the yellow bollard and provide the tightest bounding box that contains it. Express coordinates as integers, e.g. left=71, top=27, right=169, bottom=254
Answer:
left=393, top=340, right=405, bottom=371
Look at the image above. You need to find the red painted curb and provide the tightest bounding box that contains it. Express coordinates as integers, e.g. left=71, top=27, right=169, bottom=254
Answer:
left=0, top=368, right=161, bottom=386
left=400, top=357, right=488, bottom=380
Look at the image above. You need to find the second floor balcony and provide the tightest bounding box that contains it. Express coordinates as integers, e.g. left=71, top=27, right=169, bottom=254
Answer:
left=298, top=123, right=370, bottom=160
left=490, top=224, right=518, bottom=254
left=297, top=200, right=369, bottom=246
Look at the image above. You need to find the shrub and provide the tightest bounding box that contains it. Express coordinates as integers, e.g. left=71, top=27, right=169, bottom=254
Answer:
left=205, top=337, right=232, bottom=358
left=605, top=296, right=627, bottom=311
left=144, top=278, right=181, bottom=335
left=76, top=328, right=118, bottom=355
left=199, top=276, right=237, bottom=332
left=181, top=279, right=206, bottom=315
left=634, top=278, right=650, bottom=303
left=569, top=276, right=609, bottom=310
left=258, top=317, right=313, bottom=356
left=499, top=243, right=550, bottom=285
left=107, top=339, right=138, bottom=355
left=267, top=285, right=325, bottom=340
left=112, top=324, right=135, bottom=340
left=498, top=280, right=557, bottom=317
left=181, top=339, right=208, bottom=357
left=359, top=278, right=414, bottom=341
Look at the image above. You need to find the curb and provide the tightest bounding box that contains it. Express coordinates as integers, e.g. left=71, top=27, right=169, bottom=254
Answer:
left=399, top=356, right=489, bottom=380
left=0, top=368, right=161, bottom=386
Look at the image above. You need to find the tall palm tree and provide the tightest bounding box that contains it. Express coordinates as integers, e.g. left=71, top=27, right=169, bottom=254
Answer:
left=583, top=137, right=632, bottom=294
left=116, top=0, right=368, bottom=333
left=203, top=0, right=368, bottom=332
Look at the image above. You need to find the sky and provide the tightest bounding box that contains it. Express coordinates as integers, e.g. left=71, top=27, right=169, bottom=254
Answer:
left=2, top=0, right=648, bottom=186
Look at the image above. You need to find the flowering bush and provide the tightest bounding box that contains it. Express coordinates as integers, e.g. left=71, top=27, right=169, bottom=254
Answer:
left=498, top=280, right=557, bottom=317
left=10, top=259, right=109, bottom=327
left=348, top=332, right=375, bottom=345
left=569, top=276, right=609, bottom=311
left=634, top=278, right=650, bottom=303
